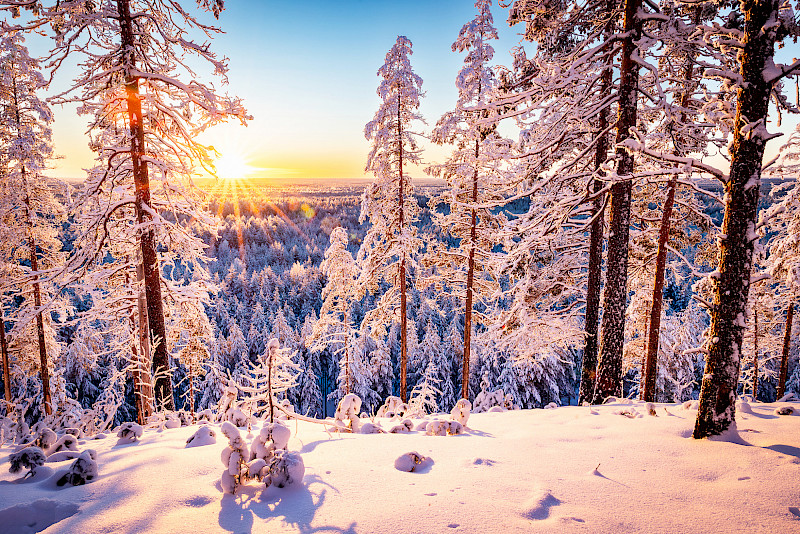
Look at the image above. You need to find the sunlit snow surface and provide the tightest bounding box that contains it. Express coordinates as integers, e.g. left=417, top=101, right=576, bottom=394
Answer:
left=1, top=399, right=799, bottom=533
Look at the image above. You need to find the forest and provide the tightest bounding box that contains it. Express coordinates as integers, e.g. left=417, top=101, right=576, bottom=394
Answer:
left=2, top=0, right=800, bottom=449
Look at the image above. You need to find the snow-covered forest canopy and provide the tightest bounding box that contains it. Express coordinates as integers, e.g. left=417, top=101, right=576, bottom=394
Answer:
left=1, top=0, right=800, bottom=449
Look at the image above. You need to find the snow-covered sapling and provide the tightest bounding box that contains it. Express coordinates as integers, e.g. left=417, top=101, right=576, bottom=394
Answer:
left=35, top=427, right=58, bottom=451
left=46, top=435, right=79, bottom=456
left=334, top=393, right=362, bottom=432
left=394, top=451, right=433, bottom=472
left=56, top=450, right=98, bottom=487
left=426, top=420, right=463, bottom=436
left=220, top=421, right=249, bottom=494
left=450, top=399, right=471, bottom=426
left=262, top=449, right=305, bottom=488
left=9, top=447, right=46, bottom=478
left=116, top=422, right=144, bottom=444
left=376, top=396, right=408, bottom=418
left=186, top=426, right=217, bottom=448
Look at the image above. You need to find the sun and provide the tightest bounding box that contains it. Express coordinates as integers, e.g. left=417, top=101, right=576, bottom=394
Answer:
left=213, top=151, right=256, bottom=180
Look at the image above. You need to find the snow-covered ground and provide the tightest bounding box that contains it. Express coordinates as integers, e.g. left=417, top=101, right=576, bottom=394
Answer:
left=1, top=399, right=799, bottom=534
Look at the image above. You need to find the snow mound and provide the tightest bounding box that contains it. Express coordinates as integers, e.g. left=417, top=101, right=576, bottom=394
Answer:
left=394, top=451, right=433, bottom=473
left=185, top=426, right=216, bottom=448
left=56, top=450, right=98, bottom=487
left=774, top=406, right=795, bottom=416
left=116, top=423, right=143, bottom=444
left=522, top=489, right=561, bottom=520
left=0, top=499, right=79, bottom=534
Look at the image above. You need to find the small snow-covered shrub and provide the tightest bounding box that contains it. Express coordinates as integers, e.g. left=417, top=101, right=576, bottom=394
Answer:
left=359, top=422, right=384, bottom=434
left=645, top=403, right=658, bottom=416
left=376, top=396, right=407, bottom=418
left=425, top=420, right=463, bottom=436
left=47, top=435, right=79, bottom=456
left=775, top=406, right=795, bottom=416
left=543, top=402, right=558, bottom=410
left=736, top=400, right=753, bottom=414
left=247, top=421, right=305, bottom=490
left=334, top=393, right=362, bottom=432
left=164, top=413, right=182, bottom=429
left=682, top=400, right=699, bottom=410
left=196, top=409, right=215, bottom=423
left=63, top=428, right=83, bottom=439
left=36, top=428, right=58, bottom=451
left=262, top=449, right=304, bottom=488
left=388, top=423, right=411, bottom=434
left=116, top=423, right=143, bottom=444
left=218, top=384, right=241, bottom=424
left=56, top=450, right=98, bottom=487
left=220, top=421, right=249, bottom=494
left=450, top=399, right=471, bottom=426
left=394, top=451, right=433, bottom=472
left=9, top=447, right=46, bottom=478
left=186, top=426, right=217, bottom=448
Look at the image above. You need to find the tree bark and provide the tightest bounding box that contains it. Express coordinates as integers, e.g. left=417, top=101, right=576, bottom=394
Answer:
left=579, top=57, right=611, bottom=405
left=592, top=0, right=642, bottom=403
left=1, top=304, right=11, bottom=413
left=752, top=306, right=758, bottom=400
left=777, top=303, right=793, bottom=398
left=118, top=0, right=173, bottom=411
left=694, top=0, right=778, bottom=439
left=463, top=139, right=480, bottom=401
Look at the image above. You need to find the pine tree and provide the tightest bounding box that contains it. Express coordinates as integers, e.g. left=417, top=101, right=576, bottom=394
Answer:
left=359, top=36, right=425, bottom=402
left=0, top=32, right=64, bottom=416
left=28, top=0, right=249, bottom=411
left=427, top=0, right=508, bottom=401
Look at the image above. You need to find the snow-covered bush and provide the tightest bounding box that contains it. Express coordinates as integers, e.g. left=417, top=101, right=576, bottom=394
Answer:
left=220, top=421, right=249, bottom=494
left=186, top=426, right=217, bottom=448
left=246, top=421, right=305, bottom=489
left=376, top=396, right=408, bottom=418
left=9, top=447, right=46, bottom=478
left=334, top=393, right=362, bottom=432
left=262, top=449, right=304, bottom=488
left=425, top=420, right=463, bottom=436
left=450, top=399, right=471, bottom=426
left=46, top=435, right=78, bottom=456
left=56, top=450, right=98, bottom=487
left=116, top=422, right=143, bottom=444
left=217, top=383, right=241, bottom=423
left=35, top=427, right=58, bottom=451
left=473, top=388, right=513, bottom=413
left=359, top=422, right=384, bottom=434
left=394, top=451, right=433, bottom=472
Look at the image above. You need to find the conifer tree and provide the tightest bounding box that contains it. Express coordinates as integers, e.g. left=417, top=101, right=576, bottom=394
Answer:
left=427, top=0, right=508, bottom=400
left=359, top=36, right=425, bottom=402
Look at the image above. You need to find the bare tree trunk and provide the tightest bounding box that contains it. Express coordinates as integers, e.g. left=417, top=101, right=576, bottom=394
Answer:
left=694, top=0, right=778, bottom=439
left=463, top=138, right=480, bottom=401
left=267, top=343, right=274, bottom=423
left=578, top=7, right=613, bottom=405
left=592, top=0, right=642, bottom=403
left=778, top=303, right=793, bottom=398
left=118, top=0, right=173, bottom=411
left=1, top=303, right=11, bottom=413
left=753, top=306, right=759, bottom=400
left=136, top=261, right=154, bottom=418
left=641, top=7, right=702, bottom=403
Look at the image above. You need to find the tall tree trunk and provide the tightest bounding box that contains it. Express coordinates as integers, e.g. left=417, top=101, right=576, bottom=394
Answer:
left=136, top=261, right=154, bottom=418
left=118, top=0, right=173, bottom=410
left=641, top=6, right=703, bottom=403
left=777, top=303, right=793, bottom=398
left=463, top=138, right=480, bottom=401
left=579, top=58, right=611, bottom=405
left=397, top=88, right=409, bottom=403
left=694, top=0, right=778, bottom=439
left=1, top=303, right=11, bottom=413
left=592, top=0, right=642, bottom=403
left=752, top=306, right=759, bottom=400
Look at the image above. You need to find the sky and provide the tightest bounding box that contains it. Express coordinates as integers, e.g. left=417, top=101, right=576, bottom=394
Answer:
left=43, top=0, right=526, bottom=182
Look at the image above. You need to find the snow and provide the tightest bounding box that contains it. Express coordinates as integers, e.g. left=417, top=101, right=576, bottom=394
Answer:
left=2, top=399, right=800, bottom=533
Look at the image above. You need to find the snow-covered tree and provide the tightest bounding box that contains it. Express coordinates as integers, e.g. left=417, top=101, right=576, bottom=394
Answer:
left=359, top=36, right=425, bottom=402
left=23, top=0, right=249, bottom=411
left=0, top=32, right=64, bottom=416
left=426, top=0, right=508, bottom=400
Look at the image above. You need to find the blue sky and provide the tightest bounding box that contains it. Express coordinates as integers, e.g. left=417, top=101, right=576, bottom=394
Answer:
left=47, top=0, right=526, bottom=180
